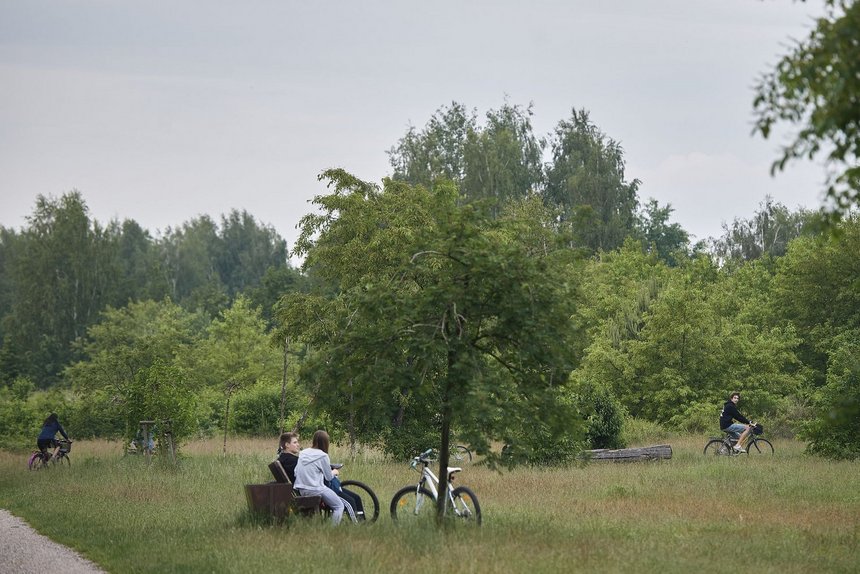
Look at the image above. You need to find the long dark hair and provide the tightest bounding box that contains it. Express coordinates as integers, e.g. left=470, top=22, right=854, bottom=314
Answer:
left=311, top=430, right=330, bottom=453
left=43, top=413, right=58, bottom=426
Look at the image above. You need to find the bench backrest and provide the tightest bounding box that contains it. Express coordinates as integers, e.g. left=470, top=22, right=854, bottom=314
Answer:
left=268, top=459, right=292, bottom=485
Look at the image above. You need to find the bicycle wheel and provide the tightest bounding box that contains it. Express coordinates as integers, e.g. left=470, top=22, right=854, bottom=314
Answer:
left=451, top=445, right=472, bottom=463
left=28, top=452, right=44, bottom=471
left=54, top=453, right=70, bottom=467
left=746, top=438, right=774, bottom=455
left=703, top=439, right=731, bottom=456
left=390, top=486, right=436, bottom=521
left=339, top=480, right=379, bottom=523
left=450, top=486, right=481, bottom=525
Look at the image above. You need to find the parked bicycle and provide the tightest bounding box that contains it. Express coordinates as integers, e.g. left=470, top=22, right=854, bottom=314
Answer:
left=390, top=449, right=481, bottom=524
left=704, top=424, right=773, bottom=456
left=28, top=439, right=72, bottom=470
left=451, top=444, right=472, bottom=463
left=330, top=463, right=381, bottom=524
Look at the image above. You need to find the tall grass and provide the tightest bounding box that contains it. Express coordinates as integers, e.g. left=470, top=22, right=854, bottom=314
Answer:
left=1, top=436, right=857, bottom=573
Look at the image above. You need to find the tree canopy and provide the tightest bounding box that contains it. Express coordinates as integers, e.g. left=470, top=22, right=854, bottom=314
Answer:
left=753, top=0, right=860, bottom=219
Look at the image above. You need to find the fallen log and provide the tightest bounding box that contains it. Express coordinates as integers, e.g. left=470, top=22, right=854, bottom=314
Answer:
left=584, top=444, right=672, bottom=462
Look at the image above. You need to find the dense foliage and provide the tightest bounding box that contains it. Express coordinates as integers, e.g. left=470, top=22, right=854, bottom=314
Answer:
left=753, top=0, right=860, bottom=219
left=1, top=101, right=858, bottom=462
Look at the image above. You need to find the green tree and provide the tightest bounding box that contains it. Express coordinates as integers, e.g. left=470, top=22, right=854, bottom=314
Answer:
left=574, top=247, right=803, bottom=427
left=801, top=331, right=860, bottom=459
left=183, top=296, right=281, bottom=454
left=753, top=0, right=860, bottom=219
left=635, top=199, right=690, bottom=266
left=3, top=192, right=123, bottom=384
left=64, top=299, right=205, bottom=438
left=710, top=197, right=818, bottom=264
left=771, top=215, right=860, bottom=386
left=280, top=170, right=583, bottom=521
left=544, top=109, right=640, bottom=252
left=389, top=101, right=544, bottom=217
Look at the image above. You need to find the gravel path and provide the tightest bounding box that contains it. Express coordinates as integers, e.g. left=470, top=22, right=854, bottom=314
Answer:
left=0, top=509, right=107, bottom=574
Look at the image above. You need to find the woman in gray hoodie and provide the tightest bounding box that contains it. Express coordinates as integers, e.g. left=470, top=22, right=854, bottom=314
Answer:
left=293, top=430, right=345, bottom=524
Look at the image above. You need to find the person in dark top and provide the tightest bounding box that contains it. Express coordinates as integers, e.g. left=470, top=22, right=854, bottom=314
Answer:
left=37, top=413, right=70, bottom=461
left=277, top=432, right=300, bottom=484
left=720, top=392, right=755, bottom=453
left=285, top=429, right=366, bottom=523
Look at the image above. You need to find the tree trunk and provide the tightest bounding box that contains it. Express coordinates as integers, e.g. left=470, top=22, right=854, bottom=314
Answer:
left=222, top=392, right=232, bottom=456
left=584, top=444, right=673, bottom=462
left=436, top=348, right=456, bottom=523
left=279, top=336, right=289, bottom=435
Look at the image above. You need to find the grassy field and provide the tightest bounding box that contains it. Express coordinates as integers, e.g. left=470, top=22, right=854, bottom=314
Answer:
left=1, top=436, right=858, bottom=574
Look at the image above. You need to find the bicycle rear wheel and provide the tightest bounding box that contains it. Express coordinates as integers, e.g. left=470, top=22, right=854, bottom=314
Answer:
left=746, top=438, right=774, bottom=455
left=703, top=439, right=731, bottom=456
left=451, top=445, right=472, bottom=463
left=390, top=486, right=435, bottom=521
left=339, top=480, right=379, bottom=523
left=450, top=486, right=481, bottom=525
left=28, top=452, right=45, bottom=471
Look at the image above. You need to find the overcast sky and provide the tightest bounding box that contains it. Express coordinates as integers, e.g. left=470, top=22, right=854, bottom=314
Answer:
left=1, top=1, right=828, bottom=262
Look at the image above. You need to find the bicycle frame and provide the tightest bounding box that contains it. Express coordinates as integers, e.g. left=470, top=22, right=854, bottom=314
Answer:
left=410, top=455, right=467, bottom=516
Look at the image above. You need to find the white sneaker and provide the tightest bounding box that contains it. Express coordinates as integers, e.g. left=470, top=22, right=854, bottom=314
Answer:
left=733, top=445, right=746, bottom=453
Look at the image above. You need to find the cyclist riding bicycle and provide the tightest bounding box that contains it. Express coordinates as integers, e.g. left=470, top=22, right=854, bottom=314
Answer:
left=719, top=392, right=755, bottom=453
left=37, top=412, right=70, bottom=462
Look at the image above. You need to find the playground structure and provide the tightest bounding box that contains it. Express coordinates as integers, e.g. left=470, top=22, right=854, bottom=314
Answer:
left=128, top=419, right=176, bottom=463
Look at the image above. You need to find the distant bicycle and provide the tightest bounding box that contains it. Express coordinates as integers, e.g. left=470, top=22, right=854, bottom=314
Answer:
left=390, top=449, right=481, bottom=524
left=451, top=445, right=472, bottom=463
left=704, top=425, right=773, bottom=456
left=28, top=439, right=72, bottom=470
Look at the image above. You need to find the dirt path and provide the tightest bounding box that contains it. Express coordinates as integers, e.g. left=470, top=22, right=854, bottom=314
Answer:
left=0, top=509, right=106, bottom=573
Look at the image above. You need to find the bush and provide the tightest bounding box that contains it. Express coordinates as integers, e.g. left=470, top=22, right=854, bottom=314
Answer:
left=621, top=417, right=669, bottom=446
left=575, top=380, right=626, bottom=449
left=230, top=379, right=297, bottom=436
left=669, top=401, right=716, bottom=434
left=0, top=378, right=40, bottom=449
left=801, top=333, right=860, bottom=460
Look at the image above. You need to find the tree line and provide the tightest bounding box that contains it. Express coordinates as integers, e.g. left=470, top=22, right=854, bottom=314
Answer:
left=1, top=102, right=857, bottom=462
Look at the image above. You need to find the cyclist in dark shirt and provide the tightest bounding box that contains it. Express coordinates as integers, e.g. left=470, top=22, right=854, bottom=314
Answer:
left=720, top=392, right=754, bottom=453
left=37, top=413, right=70, bottom=461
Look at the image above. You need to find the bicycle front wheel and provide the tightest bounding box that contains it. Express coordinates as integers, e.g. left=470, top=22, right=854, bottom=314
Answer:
left=390, top=486, right=435, bottom=521
left=28, top=452, right=44, bottom=471
left=450, top=486, right=481, bottom=525
left=747, top=438, right=774, bottom=455
left=451, top=445, right=472, bottom=463
left=703, top=439, right=731, bottom=456
left=53, top=454, right=70, bottom=467
left=339, top=480, right=379, bottom=523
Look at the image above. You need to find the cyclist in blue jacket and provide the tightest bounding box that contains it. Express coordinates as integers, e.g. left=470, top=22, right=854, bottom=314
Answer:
left=37, top=413, right=70, bottom=462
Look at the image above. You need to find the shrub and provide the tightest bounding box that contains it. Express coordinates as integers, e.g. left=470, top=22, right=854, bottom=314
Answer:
left=575, top=380, right=626, bottom=449
left=801, top=333, right=860, bottom=460
left=621, top=417, right=669, bottom=446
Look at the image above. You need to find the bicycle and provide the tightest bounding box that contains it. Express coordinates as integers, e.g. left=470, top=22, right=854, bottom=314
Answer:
left=703, top=424, right=773, bottom=456
left=28, top=440, right=72, bottom=470
left=333, top=467, right=381, bottom=524
left=451, top=444, right=472, bottom=463
left=390, top=449, right=481, bottom=524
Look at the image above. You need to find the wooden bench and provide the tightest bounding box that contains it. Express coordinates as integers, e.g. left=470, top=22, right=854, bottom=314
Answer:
left=243, top=460, right=321, bottom=521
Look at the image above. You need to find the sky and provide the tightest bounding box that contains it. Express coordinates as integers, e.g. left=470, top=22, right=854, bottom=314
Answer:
left=0, top=1, right=829, bottom=263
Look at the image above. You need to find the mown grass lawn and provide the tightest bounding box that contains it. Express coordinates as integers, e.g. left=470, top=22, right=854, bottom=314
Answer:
left=1, top=436, right=857, bottom=574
